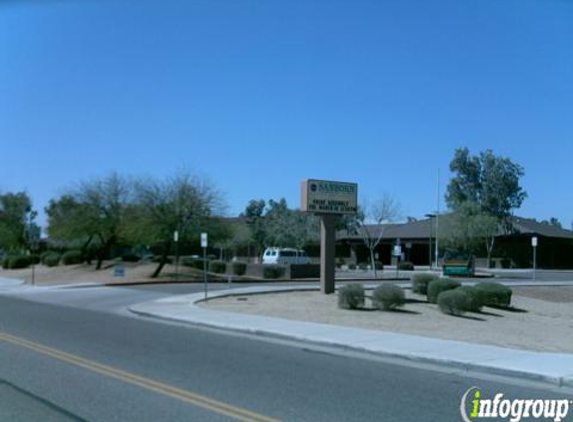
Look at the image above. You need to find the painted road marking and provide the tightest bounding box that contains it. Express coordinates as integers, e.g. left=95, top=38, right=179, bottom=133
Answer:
left=0, top=332, right=284, bottom=422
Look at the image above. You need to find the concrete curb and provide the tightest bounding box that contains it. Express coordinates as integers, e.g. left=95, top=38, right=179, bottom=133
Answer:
left=128, top=285, right=573, bottom=388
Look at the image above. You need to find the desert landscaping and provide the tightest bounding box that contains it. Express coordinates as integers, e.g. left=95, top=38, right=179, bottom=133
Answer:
left=201, top=285, right=573, bottom=353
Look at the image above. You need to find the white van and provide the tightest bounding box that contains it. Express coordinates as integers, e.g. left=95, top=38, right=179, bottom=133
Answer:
left=262, top=248, right=311, bottom=265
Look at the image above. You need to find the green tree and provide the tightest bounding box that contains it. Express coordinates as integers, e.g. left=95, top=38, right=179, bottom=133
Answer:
left=46, top=173, right=132, bottom=269
left=241, top=199, right=267, bottom=257
left=131, top=173, right=224, bottom=278
left=45, top=195, right=97, bottom=262
left=445, top=148, right=527, bottom=265
left=0, top=192, right=39, bottom=253
left=541, top=217, right=562, bottom=228
left=216, top=220, right=252, bottom=259
left=446, top=148, right=527, bottom=223
left=442, top=202, right=499, bottom=260
left=263, top=198, right=319, bottom=249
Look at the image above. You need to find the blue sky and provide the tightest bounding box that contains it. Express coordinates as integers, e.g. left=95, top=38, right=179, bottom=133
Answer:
left=1, top=0, right=572, bottom=229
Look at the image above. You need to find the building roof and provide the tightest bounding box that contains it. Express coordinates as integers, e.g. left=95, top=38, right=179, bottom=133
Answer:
left=338, top=215, right=573, bottom=242
left=509, top=217, right=573, bottom=239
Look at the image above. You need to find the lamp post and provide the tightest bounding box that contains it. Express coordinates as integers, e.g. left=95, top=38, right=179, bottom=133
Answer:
left=425, top=213, right=436, bottom=269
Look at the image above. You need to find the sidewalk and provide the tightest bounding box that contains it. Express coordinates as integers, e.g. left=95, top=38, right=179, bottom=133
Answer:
left=129, top=284, right=573, bottom=388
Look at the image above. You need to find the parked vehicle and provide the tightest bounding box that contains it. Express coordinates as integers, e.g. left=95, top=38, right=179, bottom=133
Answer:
left=262, top=248, right=311, bottom=265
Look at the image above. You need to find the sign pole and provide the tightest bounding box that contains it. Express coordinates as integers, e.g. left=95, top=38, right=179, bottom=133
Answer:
left=173, top=230, right=179, bottom=280
left=320, top=214, right=340, bottom=294
left=532, top=236, right=537, bottom=282
left=201, top=232, right=208, bottom=300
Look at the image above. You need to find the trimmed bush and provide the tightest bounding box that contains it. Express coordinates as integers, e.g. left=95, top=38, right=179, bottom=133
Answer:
left=232, top=261, right=247, bottom=276
left=338, top=284, right=365, bottom=310
left=40, top=251, right=55, bottom=264
left=61, top=250, right=83, bottom=265
left=263, top=266, right=284, bottom=279
left=474, top=282, right=512, bottom=307
left=374, top=261, right=384, bottom=270
left=411, top=273, right=439, bottom=295
left=43, top=253, right=61, bottom=267
left=6, top=255, right=32, bottom=269
left=372, top=284, right=405, bottom=311
left=182, top=258, right=206, bottom=270
left=348, top=264, right=356, bottom=270
left=437, top=289, right=472, bottom=316
left=209, top=260, right=227, bottom=274
left=398, top=261, right=414, bottom=271
left=358, top=262, right=368, bottom=270
left=427, top=278, right=461, bottom=303
left=457, top=286, right=486, bottom=312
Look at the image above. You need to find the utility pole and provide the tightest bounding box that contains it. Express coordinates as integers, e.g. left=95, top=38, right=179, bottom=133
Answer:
left=435, top=169, right=440, bottom=269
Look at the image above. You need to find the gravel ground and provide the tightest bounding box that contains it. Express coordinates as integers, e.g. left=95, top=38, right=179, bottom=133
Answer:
left=511, top=286, right=573, bottom=302
left=201, top=288, right=573, bottom=353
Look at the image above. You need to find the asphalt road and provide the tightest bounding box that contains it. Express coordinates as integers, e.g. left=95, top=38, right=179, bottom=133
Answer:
left=0, top=284, right=571, bottom=422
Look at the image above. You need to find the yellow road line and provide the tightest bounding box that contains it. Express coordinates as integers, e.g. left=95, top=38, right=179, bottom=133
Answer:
left=0, top=332, right=284, bottom=422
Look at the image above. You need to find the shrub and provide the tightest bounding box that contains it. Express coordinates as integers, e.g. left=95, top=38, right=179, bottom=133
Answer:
left=338, top=284, right=365, bottom=310
left=372, top=284, right=405, bottom=311
left=29, top=254, right=41, bottom=265
left=2, top=257, right=9, bottom=269
left=348, top=264, right=356, bottom=270
left=427, top=278, right=461, bottom=303
left=7, top=255, right=32, bottom=269
left=40, top=251, right=55, bottom=264
left=43, top=253, right=61, bottom=267
left=411, top=273, right=439, bottom=295
left=474, top=282, right=512, bottom=307
left=121, top=253, right=140, bottom=262
left=398, top=261, right=414, bottom=271
left=182, top=258, right=205, bottom=270
left=336, top=258, right=345, bottom=269
left=437, top=289, right=472, bottom=316
left=61, top=250, right=84, bottom=265
left=263, top=266, right=284, bottom=279
left=375, top=261, right=384, bottom=270
left=457, top=286, right=486, bottom=312
left=358, top=262, right=368, bottom=270
left=232, top=261, right=247, bottom=276
left=209, top=260, right=227, bottom=274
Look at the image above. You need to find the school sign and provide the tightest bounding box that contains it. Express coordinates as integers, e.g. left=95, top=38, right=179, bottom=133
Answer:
left=301, top=179, right=357, bottom=294
left=301, top=179, right=358, bottom=215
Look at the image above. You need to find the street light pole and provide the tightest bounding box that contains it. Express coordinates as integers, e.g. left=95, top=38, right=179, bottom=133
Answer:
left=435, top=169, right=440, bottom=269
